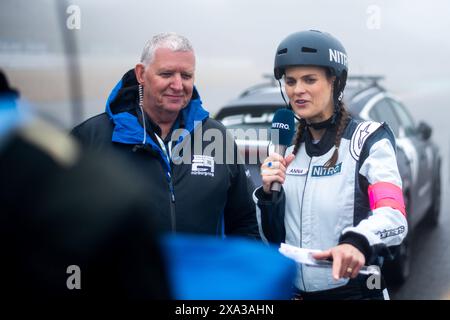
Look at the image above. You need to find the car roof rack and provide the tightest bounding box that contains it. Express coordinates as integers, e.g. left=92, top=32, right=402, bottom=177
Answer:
left=238, top=74, right=386, bottom=99
left=347, top=75, right=385, bottom=87
left=346, top=75, right=386, bottom=99
left=239, top=74, right=278, bottom=97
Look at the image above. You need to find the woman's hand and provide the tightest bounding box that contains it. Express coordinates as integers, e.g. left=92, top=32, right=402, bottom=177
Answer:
left=261, top=153, right=295, bottom=194
left=312, top=244, right=366, bottom=280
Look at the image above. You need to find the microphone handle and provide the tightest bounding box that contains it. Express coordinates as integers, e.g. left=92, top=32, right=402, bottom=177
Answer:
left=270, top=144, right=287, bottom=193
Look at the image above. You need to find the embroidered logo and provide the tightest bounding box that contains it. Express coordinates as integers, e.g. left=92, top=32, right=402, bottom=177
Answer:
left=375, top=226, right=406, bottom=239
left=287, top=167, right=309, bottom=176
left=350, top=121, right=382, bottom=161
left=191, top=155, right=215, bottom=177
left=311, top=162, right=342, bottom=177
left=358, top=125, right=371, bottom=149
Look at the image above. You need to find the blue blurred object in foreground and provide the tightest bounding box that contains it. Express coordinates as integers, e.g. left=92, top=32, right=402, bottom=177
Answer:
left=0, top=69, right=22, bottom=139
left=160, top=234, right=296, bottom=300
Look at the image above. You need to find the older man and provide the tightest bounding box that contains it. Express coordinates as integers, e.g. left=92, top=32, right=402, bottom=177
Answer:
left=72, top=33, right=259, bottom=238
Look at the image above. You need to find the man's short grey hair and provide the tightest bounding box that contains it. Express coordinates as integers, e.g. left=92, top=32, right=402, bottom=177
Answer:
left=140, top=32, right=194, bottom=66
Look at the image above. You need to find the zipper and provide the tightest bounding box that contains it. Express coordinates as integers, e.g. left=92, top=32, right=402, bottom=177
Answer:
left=299, top=156, right=313, bottom=291
left=167, top=171, right=176, bottom=233
left=139, top=106, right=178, bottom=233
left=154, top=134, right=177, bottom=233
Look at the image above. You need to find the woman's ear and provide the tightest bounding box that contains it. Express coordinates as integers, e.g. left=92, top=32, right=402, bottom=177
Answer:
left=134, top=63, right=145, bottom=85
left=331, top=75, right=337, bottom=85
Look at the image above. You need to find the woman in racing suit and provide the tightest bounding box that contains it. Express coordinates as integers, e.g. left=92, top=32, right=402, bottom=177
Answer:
left=254, top=30, right=408, bottom=300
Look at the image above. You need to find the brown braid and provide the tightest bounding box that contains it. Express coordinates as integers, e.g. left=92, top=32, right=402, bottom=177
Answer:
left=323, top=103, right=351, bottom=168
left=292, top=121, right=306, bottom=156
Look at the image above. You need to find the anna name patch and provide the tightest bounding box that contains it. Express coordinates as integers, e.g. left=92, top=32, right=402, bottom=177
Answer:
left=311, top=162, right=342, bottom=177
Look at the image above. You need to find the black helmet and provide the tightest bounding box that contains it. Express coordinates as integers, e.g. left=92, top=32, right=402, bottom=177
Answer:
left=274, top=30, right=348, bottom=104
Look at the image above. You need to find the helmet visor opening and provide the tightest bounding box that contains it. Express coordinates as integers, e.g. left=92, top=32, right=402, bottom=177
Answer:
left=301, top=47, right=317, bottom=53
left=277, top=48, right=288, bottom=55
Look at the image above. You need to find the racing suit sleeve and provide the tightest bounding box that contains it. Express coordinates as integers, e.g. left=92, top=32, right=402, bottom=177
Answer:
left=339, top=125, right=408, bottom=264
left=252, top=186, right=286, bottom=245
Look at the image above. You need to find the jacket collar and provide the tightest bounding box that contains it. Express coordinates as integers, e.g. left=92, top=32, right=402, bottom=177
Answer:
left=105, top=69, right=209, bottom=148
left=303, top=124, right=337, bottom=157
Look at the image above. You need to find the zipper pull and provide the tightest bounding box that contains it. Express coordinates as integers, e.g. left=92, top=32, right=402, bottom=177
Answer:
left=170, top=185, right=175, bottom=202
left=167, top=172, right=175, bottom=202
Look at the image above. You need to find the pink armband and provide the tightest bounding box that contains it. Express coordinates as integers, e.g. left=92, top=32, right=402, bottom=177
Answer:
left=368, top=182, right=406, bottom=217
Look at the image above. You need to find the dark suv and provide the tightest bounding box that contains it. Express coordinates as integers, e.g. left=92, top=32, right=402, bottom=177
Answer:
left=215, top=75, right=441, bottom=285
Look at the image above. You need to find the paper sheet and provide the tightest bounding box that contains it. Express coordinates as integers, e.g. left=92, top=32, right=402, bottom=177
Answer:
left=279, top=243, right=380, bottom=276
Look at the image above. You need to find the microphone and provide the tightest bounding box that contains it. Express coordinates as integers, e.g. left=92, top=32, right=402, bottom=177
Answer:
left=270, top=108, right=295, bottom=193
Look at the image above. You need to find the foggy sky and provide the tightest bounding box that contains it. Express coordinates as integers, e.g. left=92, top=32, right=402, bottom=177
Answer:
left=1, top=0, right=450, bottom=122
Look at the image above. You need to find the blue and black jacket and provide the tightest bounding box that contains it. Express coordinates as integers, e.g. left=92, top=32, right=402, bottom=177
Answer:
left=72, top=70, right=260, bottom=238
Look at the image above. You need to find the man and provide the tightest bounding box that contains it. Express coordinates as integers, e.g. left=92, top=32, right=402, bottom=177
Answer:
left=72, top=33, right=259, bottom=238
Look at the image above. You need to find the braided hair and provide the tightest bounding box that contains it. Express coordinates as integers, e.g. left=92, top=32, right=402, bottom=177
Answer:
left=323, top=103, right=351, bottom=167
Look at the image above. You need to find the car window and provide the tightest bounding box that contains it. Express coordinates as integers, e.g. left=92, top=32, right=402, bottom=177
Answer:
left=389, top=99, right=416, bottom=137
left=371, top=99, right=400, bottom=137
left=220, top=112, right=273, bottom=127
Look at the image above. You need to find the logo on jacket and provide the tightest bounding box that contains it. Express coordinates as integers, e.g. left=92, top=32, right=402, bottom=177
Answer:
left=272, top=122, right=290, bottom=130
left=191, top=155, right=215, bottom=177
left=375, top=226, right=406, bottom=239
left=287, top=167, right=309, bottom=176
left=329, top=49, right=348, bottom=67
left=350, top=121, right=382, bottom=161
left=311, top=162, right=342, bottom=177
left=358, top=125, right=371, bottom=149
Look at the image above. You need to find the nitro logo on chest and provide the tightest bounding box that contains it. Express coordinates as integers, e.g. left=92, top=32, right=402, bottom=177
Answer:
left=311, top=162, right=342, bottom=177
left=329, top=49, right=348, bottom=67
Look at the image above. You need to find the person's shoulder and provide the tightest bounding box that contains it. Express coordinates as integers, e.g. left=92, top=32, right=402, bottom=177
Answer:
left=346, top=118, right=396, bottom=161
left=365, top=121, right=396, bottom=145
left=71, top=113, right=114, bottom=146
left=343, top=117, right=361, bottom=139
left=203, top=117, right=227, bottom=131
left=71, top=113, right=113, bottom=137
left=346, top=118, right=393, bottom=142
left=72, top=113, right=111, bottom=132
left=358, top=121, right=396, bottom=162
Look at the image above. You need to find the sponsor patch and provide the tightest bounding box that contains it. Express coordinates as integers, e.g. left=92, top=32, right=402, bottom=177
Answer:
left=287, top=167, right=309, bottom=176
left=311, top=162, right=342, bottom=177
left=375, top=226, right=406, bottom=239
left=329, top=48, right=348, bottom=67
left=191, top=155, right=215, bottom=177
left=349, top=121, right=382, bottom=161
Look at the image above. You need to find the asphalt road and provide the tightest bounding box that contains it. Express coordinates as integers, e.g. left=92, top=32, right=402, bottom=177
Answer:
left=390, top=108, right=450, bottom=300
left=390, top=195, right=450, bottom=300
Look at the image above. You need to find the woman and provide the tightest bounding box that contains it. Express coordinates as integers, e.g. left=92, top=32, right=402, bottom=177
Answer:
left=254, top=30, right=408, bottom=300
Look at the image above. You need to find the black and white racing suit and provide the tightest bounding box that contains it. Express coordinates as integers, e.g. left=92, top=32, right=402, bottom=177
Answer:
left=254, top=119, right=408, bottom=300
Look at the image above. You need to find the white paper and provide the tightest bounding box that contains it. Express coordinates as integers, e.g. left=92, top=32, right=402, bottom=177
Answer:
left=279, top=243, right=380, bottom=276
left=279, top=243, right=323, bottom=266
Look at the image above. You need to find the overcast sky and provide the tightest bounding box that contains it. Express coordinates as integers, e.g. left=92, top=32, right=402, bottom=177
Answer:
left=1, top=0, right=450, bottom=125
